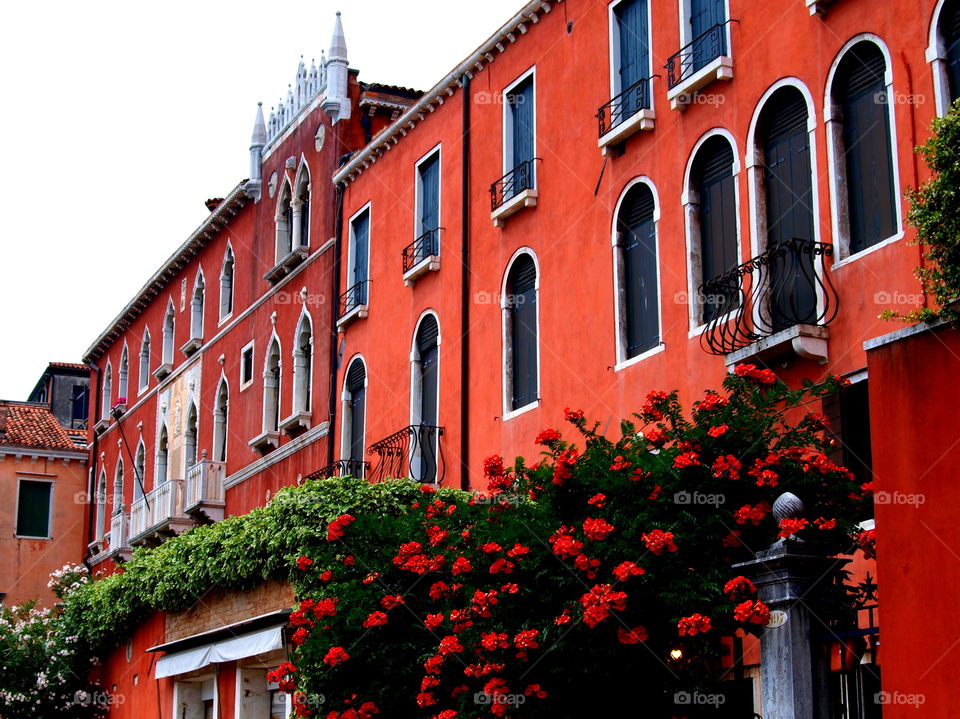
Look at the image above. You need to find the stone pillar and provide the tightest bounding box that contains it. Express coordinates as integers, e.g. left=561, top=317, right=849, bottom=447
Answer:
left=735, top=541, right=847, bottom=719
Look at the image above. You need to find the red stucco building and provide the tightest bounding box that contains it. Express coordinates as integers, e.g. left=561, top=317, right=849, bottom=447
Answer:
left=75, top=0, right=960, bottom=716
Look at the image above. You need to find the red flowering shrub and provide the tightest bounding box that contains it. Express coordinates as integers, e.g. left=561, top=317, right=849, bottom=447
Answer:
left=282, top=371, right=868, bottom=717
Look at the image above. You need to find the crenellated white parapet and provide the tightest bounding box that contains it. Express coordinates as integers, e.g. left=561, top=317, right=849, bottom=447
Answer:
left=266, top=55, right=329, bottom=144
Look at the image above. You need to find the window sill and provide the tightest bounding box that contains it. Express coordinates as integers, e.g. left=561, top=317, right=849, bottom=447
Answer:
left=598, top=110, right=656, bottom=155
left=806, top=0, right=835, bottom=15
left=491, top=188, right=538, bottom=228
left=403, top=255, right=441, bottom=286
left=263, top=247, right=310, bottom=285
left=502, top=399, right=540, bottom=422
left=725, top=324, right=829, bottom=366
left=831, top=231, right=904, bottom=270
left=666, top=56, right=733, bottom=111
left=180, top=337, right=203, bottom=357
left=93, top=418, right=110, bottom=434
left=280, top=411, right=311, bottom=437
left=248, top=430, right=281, bottom=455
left=153, top=363, right=173, bottom=381
left=615, top=343, right=666, bottom=372
left=239, top=379, right=254, bottom=392
left=14, top=534, right=51, bottom=540
left=337, top=304, right=369, bottom=329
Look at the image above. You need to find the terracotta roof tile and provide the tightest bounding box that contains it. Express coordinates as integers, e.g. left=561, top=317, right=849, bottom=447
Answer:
left=48, top=361, right=88, bottom=371
left=0, top=402, right=83, bottom=451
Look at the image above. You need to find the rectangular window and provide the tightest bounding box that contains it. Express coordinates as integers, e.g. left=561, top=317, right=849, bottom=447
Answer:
left=824, top=378, right=873, bottom=486
left=240, top=342, right=255, bottom=390
left=613, top=0, right=650, bottom=105
left=16, top=480, right=52, bottom=538
left=504, top=72, right=536, bottom=199
left=348, top=208, right=370, bottom=307
left=417, top=152, right=440, bottom=238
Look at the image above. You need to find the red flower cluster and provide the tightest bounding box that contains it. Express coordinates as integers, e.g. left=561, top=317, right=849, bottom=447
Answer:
left=712, top=454, right=742, bottom=480
left=673, top=451, right=701, bottom=469
left=323, top=646, right=350, bottom=666
left=481, top=542, right=503, bottom=554
left=438, top=635, right=464, bottom=655
left=612, top=561, right=645, bottom=581
left=483, top=455, right=505, bottom=478
left=734, top=363, right=777, bottom=384
left=393, top=541, right=445, bottom=575
left=642, top=529, right=678, bottom=555
left=451, top=556, right=473, bottom=575
left=327, top=514, right=356, bottom=542
left=362, top=611, right=389, bottom=628
left=778, top=518, right=809, bottom=539
left=514, top=629, right=540, bottom=649
left=677, top=613, right=712, bottom=636
left=856, top=528, right=877, bottom=559
left=580, top=584, right=628, bottom=628
left=563, top=407, right=585, bottom=422
left=553, top=448, right=579, bottom=485
left=733, top=502, right=770, bottom=526
left=734, top=600, right=771, bottom=625
left=424, top=613, right=444, bottom=630
left=697, top=392, right=728, bottom=413
left=380, top=594, right=405, bottom=610
left=583, top=517, right=615, bottom=541
left=640, top=390, right=670, bottom=421
left=609, top=455, right=633, bottom=471
left=723, top=576, right=756, bottom=602
left=549, top=528, right=584, bottom=559
left=295, top=555, right=314, bottom=571
left=266, top=661, right=297, bottom=691
left=644, top=428, right=669, bottom=447
left=535, top=428, right=562, bottom=446
left=617, top=626, right=648, bottom=644
left=587, top=493, right=607, bottom=508
left=707, top=423, right=730, bottom=438
left=814, top=517, right=837, bottom=530
left=481, top=632, right=510, bottom=650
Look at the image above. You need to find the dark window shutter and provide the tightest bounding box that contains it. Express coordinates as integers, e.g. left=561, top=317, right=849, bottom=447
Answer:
left=347, top=359, right=366, bottom=393
left=509, top=79, right=535, bottom=169
left=419, top=154, right=440, bottom=234
left=693, top=136, right=738, bottom=323
left=836, top=43, right=897, bottom=253
left=690, top=0, right=727, bottom=70
left=618, top=184, right=660, bottom=357
left=17, top=481, right=51, bottom=538
left=507, top=255, right=538, bottom=410
left=416, top=315, right=440, bottom=352
left=759, top=88, right=816, bottom=329
left=351, top=211, right=369, bottom=286
left=946, top=1, right=960, bottom=102
left=616, top=0, right=649, bottom=92
left=346, top=359, right=367, bottom=462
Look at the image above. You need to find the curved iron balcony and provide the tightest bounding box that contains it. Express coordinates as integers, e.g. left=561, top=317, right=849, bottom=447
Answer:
left=402, top=229, right=441, bottom=273
left=699, top=238, right=838, bottom=356
left=665, top=21, right=731, bottom=89
left=306, top=459, right=370, bottom=480
left=597, top=77, right=652, bottom=137
left=368, top=425, right=445, bottom=484
left=338, top=280, right=369, bottom=319
left=490, top=159, right=538, bottom=211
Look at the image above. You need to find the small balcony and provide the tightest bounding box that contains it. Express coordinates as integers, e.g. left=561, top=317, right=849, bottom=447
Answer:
left=490, top=159, right=539, bottom=227
left=305, top=459, right=371, bottom=480
left=153, top=362, right=173, bottom=381
left=279, top=410, right=311, bottom=436
left=597, top=77, right=655, bottom=154
left=699, top=238, right=838, bottom=365
left=665, top=21, right=734, bottom=110
left=180, top=336, right=203, bottom=357
left=337, top=280, right=369, bottom=328
left=107, top=511, right=132, bottom=562
left=402, top=229, right=442, bottom=286
left=368, top=425, right=445, bottom=484
left=184, top=455, right=226, bottom=523
left=128, top=479, right=192, bottom=547
left=264, top=246, right=310, bottom=285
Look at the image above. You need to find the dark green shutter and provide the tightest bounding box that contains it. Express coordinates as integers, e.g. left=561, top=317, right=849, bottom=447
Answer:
left=419, top=154, right=440, bottom=237
left=618, top=185, right=660, bottom=358
left=508, top=256, right=538, bottom=410
left=617, top=0, right=649, bottom=95
left=17, top=481, right=51, bottom=538
left=694, top=136, right=738, bottom=323
left=346, top=360, right=366, bottom=462
left=509, top=78, right=535, bottom=170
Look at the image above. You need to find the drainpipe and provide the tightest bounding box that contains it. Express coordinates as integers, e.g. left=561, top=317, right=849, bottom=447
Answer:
left=327, top=141, right=352, bottom=469
left=460, top=73, right=472, bottom=491
left=82, top=362, right=100, bottom=570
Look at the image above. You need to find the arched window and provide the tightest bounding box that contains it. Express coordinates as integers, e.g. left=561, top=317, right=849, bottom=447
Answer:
left=342, top=358, right=367, bottom=477
left=292, top=315, right=313, bottom=414
left=753, top=88, right=818, bottom=331
left=95, top=470, right=107, bottom=540
left=219, top=246, right=235, bottom=320
left=503, top=254, right=539, bottom=412
left=185, top=402, right=198, bottom=469
left=276, top=181, right=293, bottom=263
left=100, top=363, right=113, bottom=421
left=118, top=346, right=129, bottom=402
left=134, top=441, right=146, bottom=502
left=188, top=272, right=205, bottom=348
left=946, top=0, right=960, bottom=102
left=160, top=302, right=175, bottom=373
left=829, top=41, right=898, bottom=256
left=263, top=338, right=281, bottom=433
left=213, top=379, right=229, bottom=463
left=688, top=136, right=738, bottom=325
left=113, top=460, right=124, bottom=515
left=615, top=183, right=660, bottom=361
left=411, top=315, right=440, bottom=483
left=294, top=166, right=311, bottom=250
left=156, top=424, right=169, bottom=487
left=139, top=330, right=151, bottom=391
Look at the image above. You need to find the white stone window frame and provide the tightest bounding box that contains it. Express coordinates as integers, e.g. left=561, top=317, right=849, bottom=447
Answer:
left=291, top=308, right=314, bottom=415
left=212, top=374, right=230, bottom=464
left=409, top=310, right=442, bottom=480
left=239, top=340, right=256, bottom=392
left=928, top=0, right=957, bottom=117
left=261, top=333, right=283, bottom=434
left=118, top=343, right=129, bottom=402
left=138, top=328, right=152, bottom=395
left=219, top=243, right=235, bottom=326
left=101, top=361, right=113, bottom=421
left=340, top=355, right=368, bottom=464
left=293, top=159, right=312, bottom=251
left=824, top=34, right=905, bottom=267
left=275, top=178, right=294, bottom=265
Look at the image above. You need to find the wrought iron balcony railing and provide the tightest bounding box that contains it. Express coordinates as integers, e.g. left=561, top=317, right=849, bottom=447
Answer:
left=597, top=77, right=652, bottom=137
left=402, top=229, right=440, bottom=273
left=699, top=238, right=838, bottom=356
left=490, top=159, right=538, bottom=211
left=665, top=21, right=730, bottom=89
left=368, top=425, right=445, bottom=484
left=338, top=280, right=369, bottom=318
left=305, top=459, right=371, bottom=480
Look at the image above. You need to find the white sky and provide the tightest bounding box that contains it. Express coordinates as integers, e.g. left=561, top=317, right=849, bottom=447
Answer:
left=0, top=0, right=525, bottom=399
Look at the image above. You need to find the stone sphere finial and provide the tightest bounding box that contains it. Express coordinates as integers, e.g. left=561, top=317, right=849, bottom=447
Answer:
left=772, top=492, right=805, bottom=520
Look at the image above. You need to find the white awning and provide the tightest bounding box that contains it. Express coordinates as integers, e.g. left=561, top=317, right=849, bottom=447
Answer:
left=154, top=625, right=285, bottom=679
